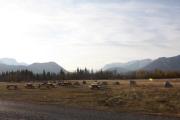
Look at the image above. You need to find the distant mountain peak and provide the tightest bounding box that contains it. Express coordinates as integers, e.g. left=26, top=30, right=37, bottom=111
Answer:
left=28, top=62, right=66, bottom=73
left=103, top=59, right=152, bottom=73
left=0, top=58, right=66, bottom=73
left=144, top=55, right=180, bottom=71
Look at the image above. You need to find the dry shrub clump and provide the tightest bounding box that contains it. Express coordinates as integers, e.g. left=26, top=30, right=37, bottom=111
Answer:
left=73, top=81, right=81, bottom=86
left=101, top=81, right=108, bottom=85
left=114, top=81, right=120, bottom=85
left=82, top=81, right=87, bottom=84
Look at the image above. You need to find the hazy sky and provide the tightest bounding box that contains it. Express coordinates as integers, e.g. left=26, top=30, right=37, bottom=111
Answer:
left=0, top=0, right=180, bottom=70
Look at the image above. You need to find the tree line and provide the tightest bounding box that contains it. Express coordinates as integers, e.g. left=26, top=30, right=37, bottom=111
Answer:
left=0, top=68, right=180, bottom=82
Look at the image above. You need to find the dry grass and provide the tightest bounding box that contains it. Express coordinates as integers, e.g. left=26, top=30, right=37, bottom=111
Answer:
left=0, top=79, right=180, bottom=116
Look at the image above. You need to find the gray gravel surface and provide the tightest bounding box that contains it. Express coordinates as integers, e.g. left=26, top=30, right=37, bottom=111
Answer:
left=0, top=101, right=179, bottom=120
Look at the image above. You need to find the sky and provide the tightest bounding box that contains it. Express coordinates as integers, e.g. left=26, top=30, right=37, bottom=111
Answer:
left=0, top=0, right=180, bottom=71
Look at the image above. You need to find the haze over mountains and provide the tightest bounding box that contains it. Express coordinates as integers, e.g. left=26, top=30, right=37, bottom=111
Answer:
left=0, top=58, right=65, bottom=74
left=144, top=55, right=180, bottom=71
left=0, top=58, right=28, bottom=66
left=0, top=55, right=180, bottom=74
left=103, top=55, right=180, bottom=73
left=103, top=59, right=152, bottom=73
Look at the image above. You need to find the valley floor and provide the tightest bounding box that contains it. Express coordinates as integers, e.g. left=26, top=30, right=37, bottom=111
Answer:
left=0, top=79, right=180, bottom=119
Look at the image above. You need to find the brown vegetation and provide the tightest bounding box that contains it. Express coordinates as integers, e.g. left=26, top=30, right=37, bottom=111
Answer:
left=6, top=84, right=18, bottom=90
left=129, top=80, right=137, bottom=87
left=24, top=83, right=35, bottom=89
left=114, top=81, right=120, bottom=85
left=0, top=79, right=180, bottom=117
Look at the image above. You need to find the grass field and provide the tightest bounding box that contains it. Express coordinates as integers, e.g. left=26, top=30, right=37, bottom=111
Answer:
left=0, top=79, right=180, bottom=117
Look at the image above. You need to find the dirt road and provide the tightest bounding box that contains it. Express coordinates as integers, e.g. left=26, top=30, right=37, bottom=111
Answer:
left=0, top=101, right=179, bottom=120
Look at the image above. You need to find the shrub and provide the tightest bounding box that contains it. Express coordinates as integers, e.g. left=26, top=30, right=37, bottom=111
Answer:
left=114, top=81, right=120, bottom=85
left=82, top=81, right=87, bottom=84
left=73, top=81, right=81, bottom=86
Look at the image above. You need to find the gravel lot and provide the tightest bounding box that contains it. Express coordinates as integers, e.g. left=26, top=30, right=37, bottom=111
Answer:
left=0, top=101, right=179, bottom=120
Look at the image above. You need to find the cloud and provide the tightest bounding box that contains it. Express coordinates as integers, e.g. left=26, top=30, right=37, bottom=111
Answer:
left=0, top=0, right=180, bottom=69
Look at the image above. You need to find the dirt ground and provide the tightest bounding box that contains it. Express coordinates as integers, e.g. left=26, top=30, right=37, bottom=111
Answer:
left=0, top=100, right=179, bottom=120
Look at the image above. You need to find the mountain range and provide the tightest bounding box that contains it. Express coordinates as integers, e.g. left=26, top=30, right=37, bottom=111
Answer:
left=0, top=55, right=180, bottom=74
left=0, top=58, right=65, bottom=73
left=103, top=59, right=152, bottom=73
left=103, top=55, right=180, bottom=73
left=143, top=55, right=180, bottom=71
